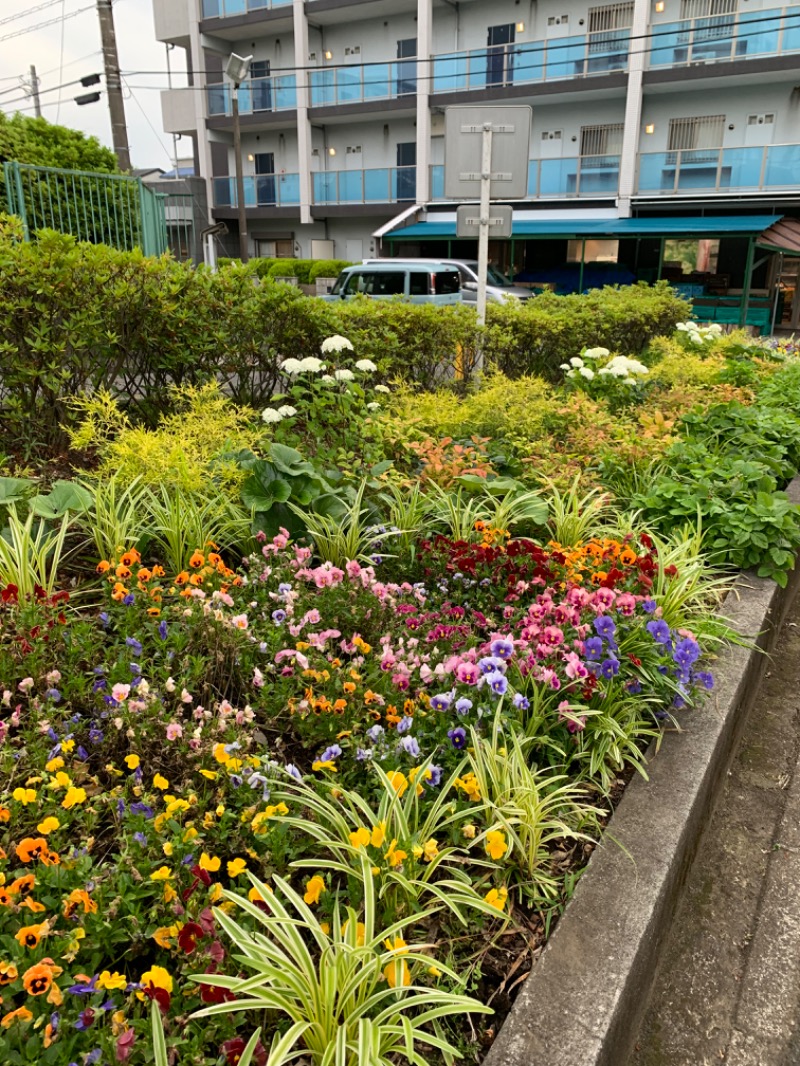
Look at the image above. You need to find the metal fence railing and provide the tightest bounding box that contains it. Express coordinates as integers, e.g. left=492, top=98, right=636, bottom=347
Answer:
left=1, top=161, right=194, bottom=259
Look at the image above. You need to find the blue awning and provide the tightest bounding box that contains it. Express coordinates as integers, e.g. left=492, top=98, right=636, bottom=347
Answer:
left=386, top=214, right=781, bottom=240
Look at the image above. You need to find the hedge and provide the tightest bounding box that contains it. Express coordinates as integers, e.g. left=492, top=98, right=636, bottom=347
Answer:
left=0, top=225, right=690, bottom=456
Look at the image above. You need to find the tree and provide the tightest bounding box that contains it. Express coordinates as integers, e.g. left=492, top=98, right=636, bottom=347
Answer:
left=0, top=111, right=118, bottom=173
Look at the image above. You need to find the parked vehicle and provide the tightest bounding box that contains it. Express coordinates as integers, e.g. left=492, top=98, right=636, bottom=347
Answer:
left=362, top=258, right=532, bottom=304
left=321, top=262, right=461, bottom=304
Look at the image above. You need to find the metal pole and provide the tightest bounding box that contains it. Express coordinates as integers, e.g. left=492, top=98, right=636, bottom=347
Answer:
left=770, top=252, right=783, bottom=335
left=739, top=236, right=755, bottom=329
left=231, top=84, right=249, bottom=264
left=476, top=121, right=493, bottom=327
left=97, top=0, right=131, bottom=172
left=578, top=239, right=586, bottom=293
left=29, top=65, right=41, bottom=118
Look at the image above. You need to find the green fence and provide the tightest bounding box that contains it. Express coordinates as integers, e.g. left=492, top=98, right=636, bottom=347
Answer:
left=1, top=161, right=194, bottom=259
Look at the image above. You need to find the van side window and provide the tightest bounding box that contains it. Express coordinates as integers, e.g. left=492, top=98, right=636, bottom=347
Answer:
left=373, top=272, right=405, bottom=296
left=435, top=270, right=461, bottom=295
left=409, top=272, right=430, bottom=296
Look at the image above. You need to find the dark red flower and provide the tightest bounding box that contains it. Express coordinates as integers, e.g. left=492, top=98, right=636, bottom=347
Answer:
left=1, top=584, right=18, bottom=604
left=177, top=921, right=204, bottom=955
left=143, top=983, right=171, bottom=1013
left=221, top=1037, right=268, bottom=1066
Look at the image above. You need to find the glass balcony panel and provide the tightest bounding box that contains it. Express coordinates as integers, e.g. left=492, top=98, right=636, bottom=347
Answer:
left=765, top=143, right=800, bottom=187
left=737, top=9, right=779, bottom=56
left=339, top=171, right=364, bottom=201
left=364, top=168, right=391, bottom=201
left=278, top=173, right=300, bottom=205
left=720, top=147, right=763, bottom=189
left=577, top=156, right=620, bottom=193
left=393, top=166, right=417, bottom=201
left=310, top=72, right=335, bottom=107
left=638, top=153, right=668, bottom=191
left=539, top=157, right=579, bottom=196
left=337, top=67, right=362, bottom=104
left=312, top=172, right=337, bottom=203
left=546, top=36, right=588, bottom=80
left=783, top=10, right=800, bottom=51
left=275, top=76, right=297, bottom=110
left=237, top=84, right=253, bottom=113
left=650, top=23, right=683, bottom=65
left=515, top=42, right=545, bottom=83
left=212, top=176, right=234, bottom=207
left=366, top=63, right=392, bottom=100
left=432, top=53, right=468, bottom=92
left=207, top=85, right=228, bottom=115
left=586, top=31, right=630, bottom=72
left=430, top=165, right=444, bottom=199
left=250, top=77, right=273, bottom=113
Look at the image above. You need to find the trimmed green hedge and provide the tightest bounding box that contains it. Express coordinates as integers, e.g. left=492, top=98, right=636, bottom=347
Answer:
left=0, top=224, right=690, bottom=455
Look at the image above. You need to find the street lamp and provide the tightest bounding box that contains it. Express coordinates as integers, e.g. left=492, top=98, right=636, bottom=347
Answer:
left=225, top=52, right=253, bottom=264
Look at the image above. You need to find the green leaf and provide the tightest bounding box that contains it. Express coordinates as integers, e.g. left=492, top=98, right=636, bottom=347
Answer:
left=29, top=480, right=93, bottom=519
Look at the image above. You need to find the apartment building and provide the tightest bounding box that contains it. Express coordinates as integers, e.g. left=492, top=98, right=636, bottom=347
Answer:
left=153, top=0, right=800, bottom=323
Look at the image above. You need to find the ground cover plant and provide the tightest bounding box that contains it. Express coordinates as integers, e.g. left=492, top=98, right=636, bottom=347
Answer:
left=2, top=252, right=800, bottom=1064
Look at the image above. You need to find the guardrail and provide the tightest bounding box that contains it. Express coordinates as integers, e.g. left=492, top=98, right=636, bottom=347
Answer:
left=638, top=143, right=800, bottom=194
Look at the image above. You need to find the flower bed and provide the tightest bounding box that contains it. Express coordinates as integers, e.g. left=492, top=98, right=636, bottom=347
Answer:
left=2, top=321, right=800, bottom=1065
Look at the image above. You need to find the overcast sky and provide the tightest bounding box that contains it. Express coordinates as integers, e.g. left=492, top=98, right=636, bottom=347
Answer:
left=0, top=0, right=188, bottom=170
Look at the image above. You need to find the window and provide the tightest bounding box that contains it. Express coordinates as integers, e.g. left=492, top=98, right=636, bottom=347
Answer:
left=567, top=239, right=620, bottom=262
left=434, top=270, right=461, bottom=295
left=587, top=3, right=634, bottom=68
left=409, top=272, right=430, bottom=296
left=679, top=0, right=735, bottom=17
left=542, top=130, right=563, bottom=140
left=667, top=114, right=725, bottom=152
left=748, top=113, right=774, bottom=125
left=580, top=123, right=624, bottom=157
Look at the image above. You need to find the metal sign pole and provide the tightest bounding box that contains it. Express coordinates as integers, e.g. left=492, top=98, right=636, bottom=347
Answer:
left=477, top=122, right=493, bottom=328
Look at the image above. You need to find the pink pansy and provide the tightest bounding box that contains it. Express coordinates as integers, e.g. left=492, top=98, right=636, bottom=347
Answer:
left=166, top=723, right=183, bottom=741
left=231, top=614, right=249, bottom=629
left=18, top=678, right=34, bottom=693
left=112, top=683, right=131, bottom=703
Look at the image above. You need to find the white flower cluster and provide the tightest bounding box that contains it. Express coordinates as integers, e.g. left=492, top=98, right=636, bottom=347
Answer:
left=321, top=334, right=354, bottom=354
left=676, top=321, right=724, bottom=346
left=261, top=404, right=298, bottom=424
left=560, top=348, right=648, bottom=385
left=280, top=356, right=326, bottom=375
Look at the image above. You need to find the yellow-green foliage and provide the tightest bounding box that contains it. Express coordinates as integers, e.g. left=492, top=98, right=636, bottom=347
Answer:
left=647, top=336, right=726, bottom=387
left=71, top=383, right=266, bottom=493
left=386, top=369, right=559, bottom=455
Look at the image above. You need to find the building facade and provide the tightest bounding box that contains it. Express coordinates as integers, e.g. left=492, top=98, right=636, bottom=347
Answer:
left=153, top=0, right=800, bottom=318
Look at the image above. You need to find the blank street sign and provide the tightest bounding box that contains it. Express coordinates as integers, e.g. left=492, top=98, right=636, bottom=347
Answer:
left=444, top=105, right=532, bottom=200
left=456, top=204, right=513, bottom=238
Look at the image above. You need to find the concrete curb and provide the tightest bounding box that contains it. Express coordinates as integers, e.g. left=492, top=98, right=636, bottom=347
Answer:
left=483, top=477, right=800, bottom=1066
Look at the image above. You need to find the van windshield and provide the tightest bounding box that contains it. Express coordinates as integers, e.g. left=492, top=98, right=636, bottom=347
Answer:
left=486, top=265, right=512, bottom=286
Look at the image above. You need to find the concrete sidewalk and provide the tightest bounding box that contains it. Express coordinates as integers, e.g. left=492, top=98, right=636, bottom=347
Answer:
left=630, top=594, right=800, bottom=1066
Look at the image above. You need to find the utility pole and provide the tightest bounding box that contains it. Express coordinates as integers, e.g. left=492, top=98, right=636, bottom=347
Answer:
left=96, top=0, right=131, bottom=171
left=29, top=65, right=41, bottom=118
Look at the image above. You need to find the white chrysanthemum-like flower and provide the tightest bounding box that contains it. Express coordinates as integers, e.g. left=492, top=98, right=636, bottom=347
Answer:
left=298, top=356, right=325, bottom=373
left=280, top=358, right=303, bottom=375
left=334, top=368, right=355, bottom=382
left=579, top=366, right=595, bottom=380
left=355, top=359, right=378, bottom=373
left=319, top=374, right=336, bottom=385
left=583, top=347, right=610, bottom=359
left=277, top=405, right=297, bottom=418
left=366, top=402, right=381, bottom=411
left=374, top=384, right=390, bottom=394
left=262, top=408, right=283, bottom=423
left=559, top=363, right=571, bottom=371
left=569, top=356, right=584, bottom=368
left=321, top=334, right=354, bottom=353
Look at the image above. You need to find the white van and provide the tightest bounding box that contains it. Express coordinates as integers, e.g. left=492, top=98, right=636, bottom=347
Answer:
left=321, top=262, right=461, bottom=304
left=362, top=258, right=532, bottom=304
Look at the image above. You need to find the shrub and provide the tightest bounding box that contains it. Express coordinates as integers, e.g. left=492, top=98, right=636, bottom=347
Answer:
left=487, top=282, right=690, bottom=381
left=308, top=259, right=353, bottom=282
left=266, top=258, right=313, bottom=283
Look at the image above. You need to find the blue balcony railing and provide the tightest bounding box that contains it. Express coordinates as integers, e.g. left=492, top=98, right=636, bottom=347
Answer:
left=212, top=174, right=300, bottom=208
left=430, top=158, right=620, bottom=200
left=309, top=60, right=418, bottom=107
left=431, top=35, right=630, bottom=93
left=649, top=6, right=800, bottom=67
left=638, top=144, right=800, bottom=193
left=312, top=167, right=417, bottom=204
left=207, top=76, right=297, bottom=117
left=201, top=0, right=291, bottom=16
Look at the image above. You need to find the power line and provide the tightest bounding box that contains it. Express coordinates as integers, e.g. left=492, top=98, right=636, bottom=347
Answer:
left=0, top=0, right=70, bottom=28
left=0, top=3, right=94, bottom=44
left=121, top=75, right=175, bottom=164
left=56, top=0, right=67, bottom=123
left=0, top=74, right=103, bottom=110
left=39, top=49, right=103, bottom=78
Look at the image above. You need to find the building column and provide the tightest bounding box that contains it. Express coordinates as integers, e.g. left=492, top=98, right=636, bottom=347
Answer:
left=188, top=3, right=213, bottom=185
left=617, top=0, right=650, bottom=218
left=415, top=0, right=433, bottom=205
left=293, top=0, right=313, bottom=225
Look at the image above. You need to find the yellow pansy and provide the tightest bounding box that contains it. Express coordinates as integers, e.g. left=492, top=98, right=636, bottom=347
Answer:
left=227, top=858, right=247, bottom=878
left=12, top=788, right=37, bottom=805
left=370, top=822, right=386, bottom=848
left=484, top=830, right=508, bottom=861
left=153, top=774, right=169, bottom=790
left=383, top=937, right=410, bottom=988
left=484, top=886, right=509, bottom=912
left=198, top=853, right=221, bottom=873
left=421, top=838, right=439, bottom=863
left=124, top=755, right=140, bottom=771
left=303, top=875, right=325, bottom=906
left=61, top=787, right=87, bottom=810
left=150, top=867, right=173, bottom=881
left=386, top=771, right=408, bottom=798
left=45, top=758, right=64, bottom=773
left=162, top=842, right=173, bottom=857
left=349, top=827, right=371, bottom=849
left=37, top=817, right=60, bottom=836
left=199, top=769, right=218, bottom=780
left=385, top=839, right=407, bottom=868
left=97, top=970, right=127, bottom=991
